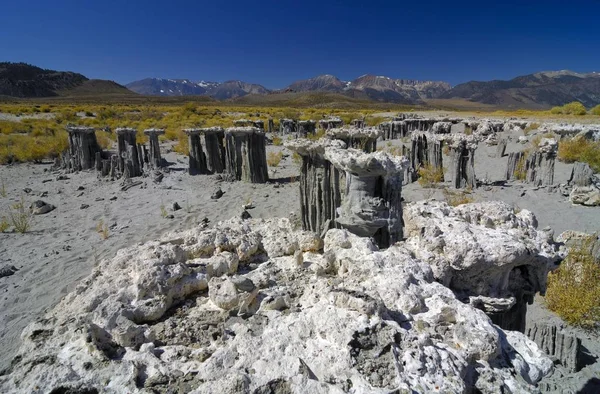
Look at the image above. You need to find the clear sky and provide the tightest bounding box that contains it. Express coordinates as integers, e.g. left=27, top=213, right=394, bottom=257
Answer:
left=1, top=0, right=599, bottom=88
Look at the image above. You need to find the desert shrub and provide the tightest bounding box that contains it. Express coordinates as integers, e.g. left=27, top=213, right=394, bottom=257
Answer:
left=591, top=104, right=600, bottom=116
left=443, top=188, right=474, bottom=206
left=9, top=197, right=32, bottom=233
left=0, top=178, right=6, bottom=197
left=96, top=219, right=109, bottom=240
left=417, top=164, right=444, bottom=188
left=550, top=101, right=587, bottom=116
left=365, top=116, right=386, bottom=126
left=514, top=156, right=527, bottom=181
left=267, top=152, right=283, bottom=167
left=557, top=137, right=600, bottom=172
left=0, top=216, right=9, bottom=232
left=546, top=235, right=600, bottom=328
left=464, top=125, right=472, bottom=135
left=272, top=136, right=282, bottom=146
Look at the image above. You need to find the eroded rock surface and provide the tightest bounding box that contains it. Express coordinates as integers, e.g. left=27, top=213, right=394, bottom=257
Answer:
left=0, top=204, right=560, bottom=393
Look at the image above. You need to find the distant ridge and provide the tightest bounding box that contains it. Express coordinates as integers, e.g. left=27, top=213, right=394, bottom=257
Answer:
left=441, top=70, right=600, bottom=108
left=0, top=62, right=133, bottom=98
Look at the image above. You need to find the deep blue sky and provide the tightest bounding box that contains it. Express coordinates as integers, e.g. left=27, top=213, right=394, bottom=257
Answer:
left=2, top=0, right=599, bottom=88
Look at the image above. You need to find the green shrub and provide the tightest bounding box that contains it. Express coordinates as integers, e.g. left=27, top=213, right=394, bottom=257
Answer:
left=546, top=235, right=600, bottom=328
left=591, top=104, right=600, bottom=116
left=443, top=188, right=474, bottom=206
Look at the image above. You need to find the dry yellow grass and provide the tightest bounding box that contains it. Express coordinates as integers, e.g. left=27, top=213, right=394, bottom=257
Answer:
left=267, top=151, right=283, bottom=167
left=546, top=235, right=600, bottom=328
left=557, top=137, right=600, bottom=172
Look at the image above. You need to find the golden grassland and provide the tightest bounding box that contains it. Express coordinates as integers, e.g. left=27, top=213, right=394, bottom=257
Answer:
left=0, top=100, right=599, bottom=165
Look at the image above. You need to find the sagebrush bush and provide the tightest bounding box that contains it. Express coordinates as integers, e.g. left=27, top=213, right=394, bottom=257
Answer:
left=557, top=137, right=600, bottom=172
left=550, top=101, right=587, bottom=115
left=591, top=104, right=600, bottom=116
left=546, top=235, right=600, bottom=328
left=272, top=136, right=282, bottom=146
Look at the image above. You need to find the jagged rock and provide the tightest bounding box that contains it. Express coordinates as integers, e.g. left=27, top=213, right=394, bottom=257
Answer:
left=318, top=116, right=343, bottom=130
left=410, top=132, right=444, bottom=182
left=445, top=134, right=477, bottom=189
left=326, top=127, right=381, bottom=153
left=143, top=128, right=165, bottom=169
left=0, top=265, right=18, bottom=278
left=297, top=120, right=316, bottom=137
left=30, top=200, right=55, bottom=215
left=568, top=162, right=595, bottom=186
left=65, top=126, right=102, bottom=171
left=115, top=128, right=143, bottom=178
left=224, top=127, right=269, bottom=183
left=569, top=185, right=600, bottom=206
left=279, top=118, right=297, bottom=135
left=0, top=214, right=558, bottom=393
left=184, top=128, right=209, bottom=175
left=325, top=149, right=408, bottom=248
left=526, top=322, right=582, bottom=373
left=403, top=200, right=562, bottom=332
left=284, top=139, right=346, bottom=235
left=172, top=202, right=181, bottom=211
left=525, top=138, right=557, bottom=186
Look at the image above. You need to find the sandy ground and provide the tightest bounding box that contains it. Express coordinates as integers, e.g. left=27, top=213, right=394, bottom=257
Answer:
left=0, top=141, right=299, bottom=372
left=0, top=124, right=599, bottom=385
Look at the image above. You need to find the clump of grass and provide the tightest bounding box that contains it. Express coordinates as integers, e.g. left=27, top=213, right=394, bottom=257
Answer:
left=0, top=178, right=6, bottom=198
left=9, top=197, right=32, bottom=233
left=557, top=137, right=600, bottom=172
left=0, top=216, right=9, bottom=232
left=591, top=104, right=600, bottom=116
left=464, top=125, right=473, bottom=135
left=417, top=164, right=444, bottom=188
left=267, top=152, right=283, bottom=167
left=443, top=188, right=474, bottom=206
left=160, top=203, right=168, bottom=218
left=546, top=234, right=600, bottom=328
left=513, top=156, right=527, bottom=181
left=292, top=152, right=302, bottom=166
left=272, top=136, right=282, bottom=146
left=96, top=219, right=109, bottom=240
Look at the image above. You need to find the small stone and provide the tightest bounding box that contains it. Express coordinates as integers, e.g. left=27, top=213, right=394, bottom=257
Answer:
left=211, top=188, right=224, bottom=200
left=109, top=196, right=117, bottom=201
left=30, top=200, right=55, bottom=215
left=77, top=186, right=85, bottom=191
left=240, top=210, right=251, bottom=220
left=173, top=202, right=182, bottom=211
left=23, top=188, right=32, bottom=194
left=39, top=191, right=48, bottom=197
left=80, top=204, right=89, bottom=209
left=166, top=214, right=175, bottom=219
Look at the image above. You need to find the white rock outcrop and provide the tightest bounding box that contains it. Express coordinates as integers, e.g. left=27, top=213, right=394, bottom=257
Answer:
left=0, top=203, right=560, bottom=393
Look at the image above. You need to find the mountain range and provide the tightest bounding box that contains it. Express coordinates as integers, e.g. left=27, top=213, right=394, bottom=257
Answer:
left=2, top=62, right=600, bottom=109
left=125, top=74, right=451, bottom=104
